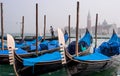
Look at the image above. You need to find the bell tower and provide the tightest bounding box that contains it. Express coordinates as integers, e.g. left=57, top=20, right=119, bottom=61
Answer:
left=87, top=11, right=91, bottom=32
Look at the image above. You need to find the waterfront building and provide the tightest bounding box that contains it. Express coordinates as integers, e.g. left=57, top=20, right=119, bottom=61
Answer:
left=91, top=20, right=117, bottom=35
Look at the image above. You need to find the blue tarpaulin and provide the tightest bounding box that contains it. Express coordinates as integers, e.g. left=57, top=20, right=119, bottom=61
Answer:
left=23, top=51, right=61, bottom=66
left=15, top=36, right=42, bottom=48
left=94, top=32, right=120, bottom=56
left=64, top=33, right=69, bottom=42
left=79, top=29, right=93, bottom=46
left=67, top=29, right=92, bottom=55
left=48, top=40, right=59, bottom=50
left=74, top=52, right=110, bottom=61
left=0, top=48, right=28, bottom=55
left=39, top=40, right=49, bottom=50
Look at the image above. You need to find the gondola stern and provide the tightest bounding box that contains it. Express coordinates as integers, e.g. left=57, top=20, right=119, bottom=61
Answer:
left=58, top=28, right=67, bottom=64
left=7, top=34, right=20, bottom=76
left=7, top=34, right=15, bottom=65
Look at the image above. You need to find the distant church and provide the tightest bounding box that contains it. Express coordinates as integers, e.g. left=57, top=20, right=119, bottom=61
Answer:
left=91, top=19, right=117, bottom=35
left=87, top=11, right=91, bottom=32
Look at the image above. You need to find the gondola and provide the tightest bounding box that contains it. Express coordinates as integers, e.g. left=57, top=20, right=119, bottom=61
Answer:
left=7, top=28, right=67, bottom=76
left=0, top=48, right=38, bottom=64
left=28, top=31, right=68, bottom=51
left=15, top=32, right=68, bottom=50
left=66, top=30, right=120, bottom=76
left=0, top=35, right=42, bottom=49
left=0, top=36, right=42, bottom=64
left=0, top=31, right=68, bottom=64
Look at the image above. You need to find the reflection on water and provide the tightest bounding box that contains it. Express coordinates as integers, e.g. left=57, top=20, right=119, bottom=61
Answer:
left=115, top=55, right=120, bottom=76
left=41, top=68, right=68, bottom=76
left=0, top=64, right=119, bottom=76
left=0, top=64, right=15, bottom=76
left=117, top=68, right=120, bottom=76
left=76, top=67, right=117, bottom=76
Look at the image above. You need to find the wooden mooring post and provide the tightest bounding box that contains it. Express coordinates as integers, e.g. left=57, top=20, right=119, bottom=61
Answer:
left=1, top=3, right=4, bottom=50
left=21, top=16, right=24, bottom=40
left=68, top=15, right=71, bottom=44
left=36, top=3, right=38, bottom=55
left=43, top=15, right=46, bottom=40
left=95, top=13, right=98, bottom=48
left=75, top=1, right=79, bottom=56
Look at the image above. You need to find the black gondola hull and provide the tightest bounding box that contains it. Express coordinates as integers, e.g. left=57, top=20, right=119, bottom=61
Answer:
left=66, top=53, right=113, bottom=76
left=15, top=54, right=64, bottom=76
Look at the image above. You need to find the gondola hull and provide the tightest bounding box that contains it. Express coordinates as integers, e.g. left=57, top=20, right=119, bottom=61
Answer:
left=14, top=53, right=64, bottom=76
left=0, top=53, right=35, bottom=64
left=66, top=30, right=120, bottom=76
left=7, top=28, right=67, bottom=76
left=66, top=54, right=112, bottom=76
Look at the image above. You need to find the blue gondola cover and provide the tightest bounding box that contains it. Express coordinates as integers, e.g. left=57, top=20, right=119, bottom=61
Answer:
left=23, top=51, right=61, bottom=66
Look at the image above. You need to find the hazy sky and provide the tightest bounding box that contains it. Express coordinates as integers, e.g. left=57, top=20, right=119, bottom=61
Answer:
left=0, top=0, right=120, bottom=34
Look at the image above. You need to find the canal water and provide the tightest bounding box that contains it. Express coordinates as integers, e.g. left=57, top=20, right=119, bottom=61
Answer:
left=0, top=63, right=119, bottom=76
left=0, top=38, right=120, bottom=76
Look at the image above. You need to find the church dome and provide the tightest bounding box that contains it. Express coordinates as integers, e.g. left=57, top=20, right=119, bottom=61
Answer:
left=102, top=19, right=108, bottom=25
